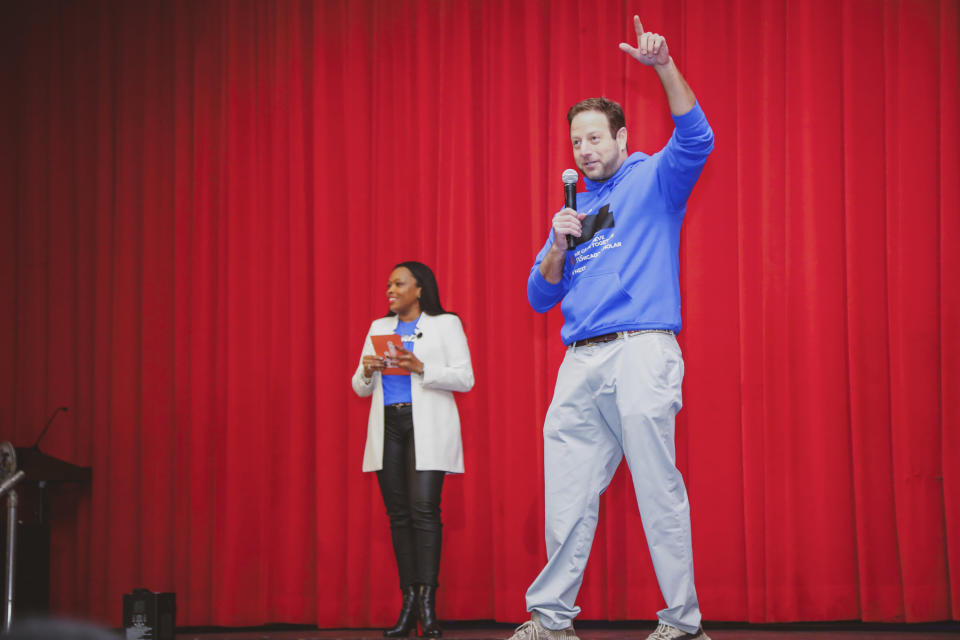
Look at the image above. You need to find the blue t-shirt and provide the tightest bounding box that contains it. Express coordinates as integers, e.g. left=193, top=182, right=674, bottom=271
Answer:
left=382, top=315, right=421, bottom=405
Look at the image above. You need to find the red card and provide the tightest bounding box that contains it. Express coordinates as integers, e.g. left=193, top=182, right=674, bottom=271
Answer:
left=370, top=334, right=409, bottom=375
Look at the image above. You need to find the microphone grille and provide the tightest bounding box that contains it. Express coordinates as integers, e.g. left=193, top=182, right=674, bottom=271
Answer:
left=561, top=169, right=579, bottom=185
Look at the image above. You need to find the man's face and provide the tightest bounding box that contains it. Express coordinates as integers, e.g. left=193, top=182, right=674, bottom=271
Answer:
left=570, top=110, right=628, bottom=182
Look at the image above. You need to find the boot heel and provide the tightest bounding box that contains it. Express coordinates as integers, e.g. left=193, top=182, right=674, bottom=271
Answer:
left=417, top=585, right=442, bottom=638
left=384, top=585, right=419, bottom=638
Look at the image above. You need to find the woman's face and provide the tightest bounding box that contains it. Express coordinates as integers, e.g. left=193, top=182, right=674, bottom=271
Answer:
left=386, top=267, right=422, bottom=319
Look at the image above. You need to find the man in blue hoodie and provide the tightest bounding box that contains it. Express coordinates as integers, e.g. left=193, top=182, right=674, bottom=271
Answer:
left=507, top=15, right=714, bottom=640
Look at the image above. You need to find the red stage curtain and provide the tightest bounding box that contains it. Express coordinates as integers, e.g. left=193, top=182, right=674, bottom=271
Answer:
left=1, top=0, right=957, bottom=627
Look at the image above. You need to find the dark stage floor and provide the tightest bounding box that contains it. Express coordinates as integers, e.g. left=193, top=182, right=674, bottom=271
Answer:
left=180, top=621, right=960, bottom=640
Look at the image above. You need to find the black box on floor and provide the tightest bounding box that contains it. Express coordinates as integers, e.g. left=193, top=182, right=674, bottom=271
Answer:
left=123, top=589, right=176, bottom=640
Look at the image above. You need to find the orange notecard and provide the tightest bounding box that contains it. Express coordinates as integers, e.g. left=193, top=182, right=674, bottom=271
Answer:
left=370, top=334, right=409, bottom=375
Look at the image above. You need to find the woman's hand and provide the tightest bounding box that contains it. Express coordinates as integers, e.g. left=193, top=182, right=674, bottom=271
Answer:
left=392, top=345, right=424, bottom=376
left=362, top=355, right=386, bottom=379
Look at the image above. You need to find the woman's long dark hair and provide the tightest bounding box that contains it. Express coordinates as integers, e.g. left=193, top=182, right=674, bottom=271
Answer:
left=386, top=261, right=457, bottom=317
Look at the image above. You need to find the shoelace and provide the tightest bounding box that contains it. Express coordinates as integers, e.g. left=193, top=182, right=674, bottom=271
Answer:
left=511, top=620, right=540, bottom=640
left=649, top=623, right=679, bottom=640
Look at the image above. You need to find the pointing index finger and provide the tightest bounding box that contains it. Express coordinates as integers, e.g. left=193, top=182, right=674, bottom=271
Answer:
left=635, top=15, right=644, bottom=36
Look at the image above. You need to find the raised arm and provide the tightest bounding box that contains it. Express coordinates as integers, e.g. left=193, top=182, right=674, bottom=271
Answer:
left=618, top=15, right=696, bottom=116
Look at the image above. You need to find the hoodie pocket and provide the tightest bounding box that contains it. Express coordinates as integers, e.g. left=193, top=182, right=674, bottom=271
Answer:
left=563, top=272, right=635, bottom=332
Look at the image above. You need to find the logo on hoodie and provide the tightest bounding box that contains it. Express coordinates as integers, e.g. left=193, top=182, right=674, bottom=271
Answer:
left=568, top=204, right=615, bottom=249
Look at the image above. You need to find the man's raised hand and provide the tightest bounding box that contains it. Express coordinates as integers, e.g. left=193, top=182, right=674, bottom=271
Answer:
left=618, top=15, right=669, bottom=66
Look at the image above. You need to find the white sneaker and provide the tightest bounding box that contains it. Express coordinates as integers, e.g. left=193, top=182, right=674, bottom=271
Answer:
left=505, top=612, right=579, bottom=640
left=646, top=622, right=711, bottom=640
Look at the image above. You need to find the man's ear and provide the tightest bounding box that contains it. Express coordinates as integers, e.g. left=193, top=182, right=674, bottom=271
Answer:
left=617, top=127, right=628, bottom=154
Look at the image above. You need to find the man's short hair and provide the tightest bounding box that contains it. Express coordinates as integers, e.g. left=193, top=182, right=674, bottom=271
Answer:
left=567, top=97, right=626, bottom=139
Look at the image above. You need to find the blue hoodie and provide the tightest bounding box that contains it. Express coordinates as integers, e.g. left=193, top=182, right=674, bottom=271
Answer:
left=527, top=102, right=714, bottom=345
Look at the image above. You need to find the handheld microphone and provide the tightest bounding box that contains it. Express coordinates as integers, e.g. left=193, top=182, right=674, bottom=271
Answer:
left=561, top=169, right=579, bottom=249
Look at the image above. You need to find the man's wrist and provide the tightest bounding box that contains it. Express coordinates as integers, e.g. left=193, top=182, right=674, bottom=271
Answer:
left=653, top=56, right=676, bottom=74
left=546, top=242, right=567, bottom=264
left=539, top=262, right=563, bottom=285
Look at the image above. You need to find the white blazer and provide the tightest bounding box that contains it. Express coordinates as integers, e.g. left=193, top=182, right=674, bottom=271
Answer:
left=352, top=313, right=474, bottom=473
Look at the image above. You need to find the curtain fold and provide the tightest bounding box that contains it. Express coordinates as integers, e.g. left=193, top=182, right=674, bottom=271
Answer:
left=1, top=0, right=957, bottom=627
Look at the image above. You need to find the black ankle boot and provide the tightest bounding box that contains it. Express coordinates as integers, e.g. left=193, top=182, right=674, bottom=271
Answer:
left=417, top=585, right=442, bottom=637
left=384, top=585, right=419, bottom=637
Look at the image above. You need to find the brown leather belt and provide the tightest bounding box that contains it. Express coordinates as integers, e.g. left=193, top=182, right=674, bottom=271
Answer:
left=571, top=329, right=674, bottom=348
left=385, top=402, right=412, bottom=410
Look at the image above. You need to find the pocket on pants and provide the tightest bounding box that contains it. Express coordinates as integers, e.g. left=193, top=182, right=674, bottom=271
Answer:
left=657, top=336, right=684, bottom=411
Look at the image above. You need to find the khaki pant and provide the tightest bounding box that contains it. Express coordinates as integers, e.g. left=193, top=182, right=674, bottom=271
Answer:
left=525, top=332, right=702, bottom=635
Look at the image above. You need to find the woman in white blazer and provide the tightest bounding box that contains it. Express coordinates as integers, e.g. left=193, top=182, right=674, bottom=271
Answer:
left=352, top=261, right=474, bottom=638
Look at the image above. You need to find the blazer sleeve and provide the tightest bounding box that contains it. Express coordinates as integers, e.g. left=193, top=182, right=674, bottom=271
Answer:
left=421, top=314, right=475, bottom=393
left=351, top=325, right=377, bottom=397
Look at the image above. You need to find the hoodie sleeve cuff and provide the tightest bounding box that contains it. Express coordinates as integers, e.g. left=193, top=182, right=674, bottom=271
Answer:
left=527, top=267, right=567, bottom=311
left=532, top=267, right=565, bottom=294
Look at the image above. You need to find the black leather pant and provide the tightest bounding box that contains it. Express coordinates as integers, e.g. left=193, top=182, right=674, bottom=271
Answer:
left=376, top=404, right=445, bottom=588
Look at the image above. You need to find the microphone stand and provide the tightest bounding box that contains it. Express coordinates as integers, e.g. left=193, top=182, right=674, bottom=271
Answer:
left=1, top=406, right=71, bottom=627
left=1, top=469, right=25, bottom=632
